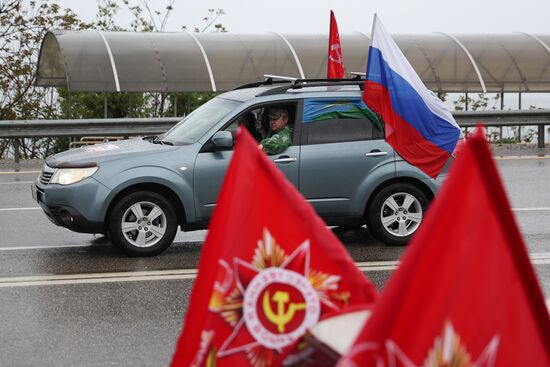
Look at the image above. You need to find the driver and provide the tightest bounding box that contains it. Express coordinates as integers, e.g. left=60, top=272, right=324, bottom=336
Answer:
left=260, top=108, right=292, bottom=155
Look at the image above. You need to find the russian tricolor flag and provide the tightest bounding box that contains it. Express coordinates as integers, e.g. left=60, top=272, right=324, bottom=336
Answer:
left=363, top=15, right=460, bottom=178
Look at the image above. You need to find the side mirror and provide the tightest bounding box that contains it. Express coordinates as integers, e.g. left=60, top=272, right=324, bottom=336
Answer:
left=210, top=131, right=233, bottom=150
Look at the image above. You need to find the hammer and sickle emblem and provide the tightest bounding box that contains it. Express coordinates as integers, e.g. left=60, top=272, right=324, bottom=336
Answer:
left=328, top=44, right=343, bottom=64
left=262, top=290, right=307, bottom=333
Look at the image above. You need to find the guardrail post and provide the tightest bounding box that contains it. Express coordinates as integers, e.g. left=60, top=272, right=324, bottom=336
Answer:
left=539, top=124, right=545, bottom=149
left=13, top=138, right=20, bottom=171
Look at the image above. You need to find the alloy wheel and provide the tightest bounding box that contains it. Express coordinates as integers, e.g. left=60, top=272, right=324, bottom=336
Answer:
left=120, top=201, right=167, bottom=248
left=380, top=192, right=423, bottom=237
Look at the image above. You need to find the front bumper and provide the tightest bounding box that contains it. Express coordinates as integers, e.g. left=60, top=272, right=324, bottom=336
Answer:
left=33, top=176, right=110, bottom=234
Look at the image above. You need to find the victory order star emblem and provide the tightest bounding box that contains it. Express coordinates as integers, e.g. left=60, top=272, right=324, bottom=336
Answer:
left=342, top=320, right=499, bottom=367
left=202, top=228, right=351, bottom=367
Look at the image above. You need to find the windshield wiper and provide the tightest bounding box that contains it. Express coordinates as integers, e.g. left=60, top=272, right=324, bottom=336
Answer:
left=152, top=136, right=173, bottom=145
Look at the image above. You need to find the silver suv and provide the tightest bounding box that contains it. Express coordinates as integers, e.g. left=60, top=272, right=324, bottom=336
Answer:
left=32, top=79, right=450, bottom=256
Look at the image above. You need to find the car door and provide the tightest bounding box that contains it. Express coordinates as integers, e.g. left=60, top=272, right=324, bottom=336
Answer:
left=298, top=97, right=396, bottom=218
left=193, top=101, right=301, bottom=220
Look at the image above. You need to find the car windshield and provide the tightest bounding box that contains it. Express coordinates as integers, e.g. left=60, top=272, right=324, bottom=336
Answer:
left=160, top=97, right=239, bottom=144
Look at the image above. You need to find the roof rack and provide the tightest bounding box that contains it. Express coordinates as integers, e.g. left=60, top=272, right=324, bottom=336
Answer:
left=232, top=74, right=365, bottom=93
left=257, top=76, right=365, bottom=96
left=232, top=76, right=292, bottom=90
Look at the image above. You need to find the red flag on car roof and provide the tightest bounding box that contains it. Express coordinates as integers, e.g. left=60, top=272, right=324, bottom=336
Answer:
left=171, top=129, right=377, bottom=367
left=338, top=127, right=550, bottom=367
left=327, top=10, right=345, bottom=79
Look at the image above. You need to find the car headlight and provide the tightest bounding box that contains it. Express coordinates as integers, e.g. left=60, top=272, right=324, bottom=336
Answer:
left=50, top=167, right=98, bottom=185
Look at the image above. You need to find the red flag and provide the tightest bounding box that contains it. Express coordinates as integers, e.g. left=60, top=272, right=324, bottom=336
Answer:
left=340, top=127, right=550, bottom=367
left=327, top=10, right=345, bottom=79
left=171, top=129, right=377, bottom=367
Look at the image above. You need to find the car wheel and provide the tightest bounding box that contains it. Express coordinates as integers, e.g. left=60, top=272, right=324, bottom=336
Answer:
left=366, top=183, right=430, bottom=245
left=108, top=191, right=177, bottom=256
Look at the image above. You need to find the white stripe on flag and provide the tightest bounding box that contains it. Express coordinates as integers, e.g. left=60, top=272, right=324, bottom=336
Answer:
left=370, top=15, right=457, bottom=128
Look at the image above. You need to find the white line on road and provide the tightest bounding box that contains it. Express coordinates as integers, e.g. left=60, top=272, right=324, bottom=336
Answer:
left=512, top=207, right=550, bottom=212
left=0, top=181, right=34, bottom=185
left=0, top=170, right=40, bottom=175
left=0, top=207, right=41, bottom=211
left=0, top=244, right=96, bottom=251
left=0, top=254, right=549, bottom=288
left=494, top=155, right=550, bottom=160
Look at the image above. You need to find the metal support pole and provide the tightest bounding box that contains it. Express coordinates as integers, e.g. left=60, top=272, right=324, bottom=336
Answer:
left=68, top=91, right=72, bottom=119
left=500, top=92, right=504, bottom=140
left=538, top=124, right=545, bottom=149
left=128, top=94, right=133, bottom=117
left=103, top=93, right=108, bottom=118
left=13, top=139, right=20, bottom=171
left=518, top=93, right=522, bottom=142
left=68, top=91, right=74, bottom=146
left=174, top=94, right=178, bottom=117
left=465, top=92, right=468, bottom=111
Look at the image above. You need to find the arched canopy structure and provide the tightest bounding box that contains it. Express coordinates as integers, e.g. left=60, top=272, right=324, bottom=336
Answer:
left=36, top=30, right=550, bottom=93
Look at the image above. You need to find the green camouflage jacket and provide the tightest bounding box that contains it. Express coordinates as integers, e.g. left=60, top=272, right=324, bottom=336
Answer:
left=261, top=126, right=293, bottom=155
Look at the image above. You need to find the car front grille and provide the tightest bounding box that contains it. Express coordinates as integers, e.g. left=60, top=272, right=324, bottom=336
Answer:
left=39, top=165, right=55, bottom=185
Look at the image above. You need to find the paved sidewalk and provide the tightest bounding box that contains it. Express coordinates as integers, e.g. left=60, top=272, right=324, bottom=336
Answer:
left=491, top=143, right=550, bottom=157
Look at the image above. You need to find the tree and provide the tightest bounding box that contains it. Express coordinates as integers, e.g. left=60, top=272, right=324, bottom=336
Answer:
left=0, top=0, right=227, bottom=159
left=0, top=0, right=91, bottom=158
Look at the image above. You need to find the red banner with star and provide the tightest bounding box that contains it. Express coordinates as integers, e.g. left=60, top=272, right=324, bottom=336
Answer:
left=171, top=129, right=377, bottom=367
left=328, top=10, right=345, bottom=79
left=339, top=127, right=550, bottom=366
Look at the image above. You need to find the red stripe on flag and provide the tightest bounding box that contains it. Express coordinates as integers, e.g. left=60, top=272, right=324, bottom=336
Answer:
left=363, top=80, right=450, bottom=178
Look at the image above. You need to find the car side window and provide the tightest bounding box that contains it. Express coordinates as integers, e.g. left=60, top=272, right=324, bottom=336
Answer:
left=300, top=98, right=384, bottom=145
left=223, top=108, right=264, bottom=142
left=219, top=102, right=299, bottom=149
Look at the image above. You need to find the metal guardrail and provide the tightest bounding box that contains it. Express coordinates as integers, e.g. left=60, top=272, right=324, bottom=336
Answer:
left=0, top=110, right=549, bottom=161
left=0, top=117, right=181, bottom=139
left=455, top=110, right=550, bottom=148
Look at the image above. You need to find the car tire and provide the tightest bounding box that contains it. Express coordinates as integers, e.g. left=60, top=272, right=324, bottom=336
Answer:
left=366, top=183, right=430, bottom=245
left=108, top=191, right=177, bottom=256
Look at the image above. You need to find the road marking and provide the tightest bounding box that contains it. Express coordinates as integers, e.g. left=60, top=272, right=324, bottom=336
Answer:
left=512, top=207, right=550, bottom=212
left=494, top=155, right=550, bottom=160
left=0, top=170, right=40, bottom=174
left=0, top=207, right=41, bottom=211
left=0, top=254, right=549, bottom=288
left=0, top=244, right=95, bottom=251
left=0, top=181, right=34, bottom=185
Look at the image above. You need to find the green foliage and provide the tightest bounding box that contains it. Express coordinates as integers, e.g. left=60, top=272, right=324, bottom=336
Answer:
left=0, top=0, right=227, bottom=158
left=170, top=92, right=220, bottom=116
left=57, top=89, right=150, bottom=118
left=453, top=93, right=501, bottom=111
left=0, top=0, right=92, bottom=158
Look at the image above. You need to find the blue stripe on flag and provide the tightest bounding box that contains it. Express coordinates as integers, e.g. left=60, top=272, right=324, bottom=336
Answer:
left=366, top=47, right=460, bottom=153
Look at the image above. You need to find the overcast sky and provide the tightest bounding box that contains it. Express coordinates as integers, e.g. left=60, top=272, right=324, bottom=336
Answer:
left=56, top=0, right=549, bottom=35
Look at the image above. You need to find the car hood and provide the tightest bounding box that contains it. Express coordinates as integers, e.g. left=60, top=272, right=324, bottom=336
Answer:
left=45, top=138, right=177, bottom=168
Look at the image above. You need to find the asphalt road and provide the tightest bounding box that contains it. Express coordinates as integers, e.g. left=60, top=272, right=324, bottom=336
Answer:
left=0, top=155, right=549, bottom=366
